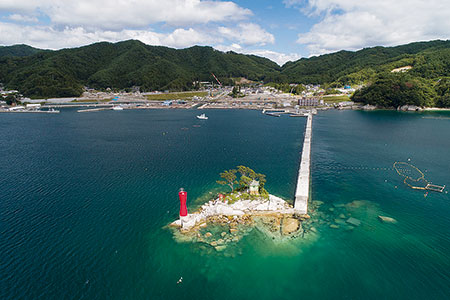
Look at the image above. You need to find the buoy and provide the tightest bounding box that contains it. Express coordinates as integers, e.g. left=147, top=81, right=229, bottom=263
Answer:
left=177, top=277, right=183, bottom=284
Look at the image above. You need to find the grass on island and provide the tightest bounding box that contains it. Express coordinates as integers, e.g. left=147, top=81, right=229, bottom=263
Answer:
left=224, top=191, right=269, bottom=204
left=146, top=91, right=208, bottom=101
left=322, top=95, right=351, bottom=103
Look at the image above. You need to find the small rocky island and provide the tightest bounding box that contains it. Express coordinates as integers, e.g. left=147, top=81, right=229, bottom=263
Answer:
left=169, top=166, right=309, bottom=250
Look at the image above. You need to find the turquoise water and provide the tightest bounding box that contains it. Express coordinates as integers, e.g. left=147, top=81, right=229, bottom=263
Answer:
left=1, top=109, right=449, bottom=299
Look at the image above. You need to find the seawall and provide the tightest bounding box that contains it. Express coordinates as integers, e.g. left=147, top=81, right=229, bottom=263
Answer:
left=294, top=114, right=312, bottom=214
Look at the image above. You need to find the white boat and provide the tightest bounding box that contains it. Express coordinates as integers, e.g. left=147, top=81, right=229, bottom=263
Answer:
left=196, top=113, right=208, bottom=120
left=112, top=106, right=124, bottom=111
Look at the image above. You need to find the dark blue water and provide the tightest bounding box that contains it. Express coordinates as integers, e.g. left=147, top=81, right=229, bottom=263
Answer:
left=1, top=109, right=449, bottom=299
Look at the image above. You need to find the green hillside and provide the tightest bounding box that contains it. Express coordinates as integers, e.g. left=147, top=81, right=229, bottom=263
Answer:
left=280, top=40, right=450, bottom=108
left=0, top=39, right=449, bottom=105
left=281, top=40, right=450, bottom=86
left=0, top=44, right=44, bottom=57
left=0, top=40, right=280, bottom=98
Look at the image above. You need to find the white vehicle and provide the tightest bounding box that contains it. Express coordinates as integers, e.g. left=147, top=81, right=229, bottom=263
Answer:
left=196, top=113, right=208, bottom=120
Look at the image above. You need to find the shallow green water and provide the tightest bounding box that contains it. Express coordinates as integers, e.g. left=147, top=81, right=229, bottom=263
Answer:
left=1, top=109, right=449, bottom=299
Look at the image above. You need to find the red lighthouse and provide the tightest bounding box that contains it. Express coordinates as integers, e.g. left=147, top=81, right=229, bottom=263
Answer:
left=179, top=188, right=188, bottom=217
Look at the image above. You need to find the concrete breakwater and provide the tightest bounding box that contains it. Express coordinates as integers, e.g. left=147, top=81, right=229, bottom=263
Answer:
left=0, top=109, right=60, bottom=114
left=294, top=114, right=312, bottom=214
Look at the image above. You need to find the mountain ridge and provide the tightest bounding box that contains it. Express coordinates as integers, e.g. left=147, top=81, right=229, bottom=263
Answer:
left=0, top=39, right=449, bottom=98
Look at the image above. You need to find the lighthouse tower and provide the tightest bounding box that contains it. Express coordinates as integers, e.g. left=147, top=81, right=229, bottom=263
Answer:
left=178, top=188, right=188, bottom=225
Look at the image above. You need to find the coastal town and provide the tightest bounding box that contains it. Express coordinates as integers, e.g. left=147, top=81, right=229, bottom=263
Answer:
left=0, top=81, right=376, bottom=114
left=2, top=78, right=434, bottom=114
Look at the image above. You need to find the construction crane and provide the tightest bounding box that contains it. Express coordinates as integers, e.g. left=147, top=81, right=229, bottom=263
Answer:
left=211, top=73, right=222, bottom=86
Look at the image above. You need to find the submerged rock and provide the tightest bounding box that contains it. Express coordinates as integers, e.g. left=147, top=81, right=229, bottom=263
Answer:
left=229, top=228, right=238, bottom=234
left=346, top=217, right=361, bottom=227
left=334, top=219, right=345, bottom=225
left=205, top=232, right=212, bottom=238
left=346, top=200, right=367, bottom=209
left=312, top=200, right=324, bottom=206
left=378, top=215, right=397, bottom=223
left=345, top=225, right=355, bottom=231
left=329, top=224, right=339, bottom=229
left=282, top=217, right=300, bottom=235
left=215, top=245, right=227, bottom=252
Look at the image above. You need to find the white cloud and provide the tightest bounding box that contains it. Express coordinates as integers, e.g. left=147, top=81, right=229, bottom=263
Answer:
left=248, top=49, right=300, bottom=65
left=0, top=22, right=217, bottom=49
left=7, top=14, right=38, bottom=23
left=291, top=0, right=450, bottom=55
left=0, top=1, right=300, bottom=65
left=218, top=23, right=275, bottom=46
left=162, top=28, right=217, bottom=48
left=0, top=0, right=251, bottom=29
left=215, top=44, right=300, bottom=65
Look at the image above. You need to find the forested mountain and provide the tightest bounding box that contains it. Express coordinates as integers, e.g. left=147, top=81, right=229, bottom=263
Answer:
left=281, top=40, right=450, bottom=86
left=0, top=40, right=280, bottom=98
left=0, top=45, right=44, bottom=58
left=0, top=39, right=449, bottom=101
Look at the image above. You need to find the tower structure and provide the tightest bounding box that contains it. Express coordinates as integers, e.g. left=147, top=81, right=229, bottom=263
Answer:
left=179, top=188, right=188, bottom=217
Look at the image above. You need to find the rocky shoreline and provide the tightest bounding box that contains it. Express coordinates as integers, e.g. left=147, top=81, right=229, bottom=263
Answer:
left=169, top=193, right=401, bottom=253
left=169, top=194, right=309, bottom=250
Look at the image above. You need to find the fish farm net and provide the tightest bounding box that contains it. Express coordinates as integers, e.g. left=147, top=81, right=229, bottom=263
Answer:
left=393, top=162, right=445, bottom=192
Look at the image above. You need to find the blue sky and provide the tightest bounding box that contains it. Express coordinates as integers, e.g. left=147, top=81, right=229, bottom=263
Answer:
left=0, top=0, right=449, bottom=65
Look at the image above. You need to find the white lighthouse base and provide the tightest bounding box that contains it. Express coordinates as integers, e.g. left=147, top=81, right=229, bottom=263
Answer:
left=180, top=215, right=198, bottom=230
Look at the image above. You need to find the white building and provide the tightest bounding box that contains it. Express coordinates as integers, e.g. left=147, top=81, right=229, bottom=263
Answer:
left=26, top=104, right=41, bottom=109
left=9, top=106, right=25, bottom=111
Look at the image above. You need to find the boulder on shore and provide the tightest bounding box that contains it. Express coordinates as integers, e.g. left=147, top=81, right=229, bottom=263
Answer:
left=398, top=105, right=422, bottom=112
left=362, top=104, right=376, bottom=110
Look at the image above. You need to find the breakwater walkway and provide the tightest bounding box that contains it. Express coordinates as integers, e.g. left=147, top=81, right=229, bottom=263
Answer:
left=294, top=114, right=312, bottom=214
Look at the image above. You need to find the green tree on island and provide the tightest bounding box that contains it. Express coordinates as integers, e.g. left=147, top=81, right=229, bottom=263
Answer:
left=217, top=166, right=267, bottom=195
left=216, top=169, right=238, bottom=191
left=236, top=165, right=266, bottom=191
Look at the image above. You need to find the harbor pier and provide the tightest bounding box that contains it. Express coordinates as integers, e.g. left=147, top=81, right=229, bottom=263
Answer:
left=294, top=114, right=312, bottom=214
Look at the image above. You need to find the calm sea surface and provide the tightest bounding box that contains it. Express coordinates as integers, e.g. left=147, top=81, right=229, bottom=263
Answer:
left=1, top=109, right=449, bottom=299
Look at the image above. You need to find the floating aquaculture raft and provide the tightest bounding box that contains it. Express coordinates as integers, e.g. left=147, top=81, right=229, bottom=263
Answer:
left=393, top=162, right=445, bottom=192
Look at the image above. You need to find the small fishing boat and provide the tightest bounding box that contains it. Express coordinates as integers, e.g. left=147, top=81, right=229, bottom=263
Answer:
left=196, top=113, right=208, bottom=120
